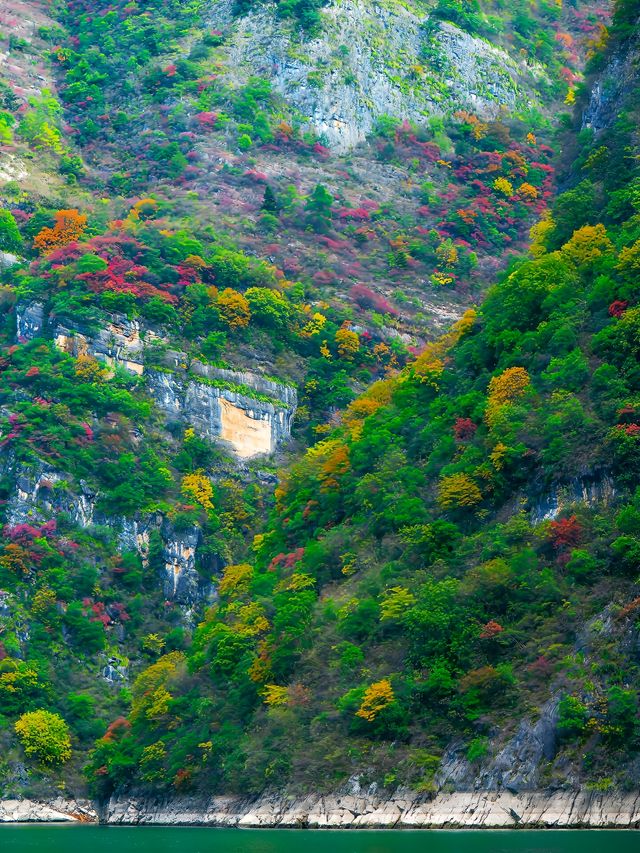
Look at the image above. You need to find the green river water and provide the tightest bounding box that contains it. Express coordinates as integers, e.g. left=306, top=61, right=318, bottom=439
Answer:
left=0, top=826, right=637, bottom=852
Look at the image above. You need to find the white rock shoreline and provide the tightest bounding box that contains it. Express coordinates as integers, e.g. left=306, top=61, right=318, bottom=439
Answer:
left=2, top=791, right=640, bottom=828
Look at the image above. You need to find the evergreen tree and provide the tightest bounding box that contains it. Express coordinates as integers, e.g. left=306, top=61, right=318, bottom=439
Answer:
left=305, top=183, right=334, bottom=233
left=261, top=184, right=280, bottom=214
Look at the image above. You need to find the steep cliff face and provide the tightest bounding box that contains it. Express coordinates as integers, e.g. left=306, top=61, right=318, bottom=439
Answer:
left=208, top=0, right=542, bottom=150
left=583, top=33, right=640, bottom=133
left=147, top=366, right=296, bottom=459
left=7, top=305, right=297, bottom=609
left=18, top=302, right=298, bottom=458
left=5, top=463, right=212, bottom=605
left=54, top=316, right=146, bottom=377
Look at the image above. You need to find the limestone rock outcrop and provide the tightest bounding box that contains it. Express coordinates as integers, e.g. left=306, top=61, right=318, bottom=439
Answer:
left=208, top=0, right=545, bottom=150
left=101, top=789, right=640, bottom=827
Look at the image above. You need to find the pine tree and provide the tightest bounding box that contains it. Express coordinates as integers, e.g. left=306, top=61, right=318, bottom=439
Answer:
left=261, top=185, right=280, bottom=214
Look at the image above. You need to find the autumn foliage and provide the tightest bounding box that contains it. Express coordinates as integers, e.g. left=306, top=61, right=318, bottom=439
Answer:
left=34, top=209, right=87, bottom=253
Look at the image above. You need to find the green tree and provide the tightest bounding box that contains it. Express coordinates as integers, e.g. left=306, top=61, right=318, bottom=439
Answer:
left=305, top=183, right=334, bottom=233
left=261, top=184, right=280, bottom=214
left=15, top=710, right=72, bottom=765
left=0, top=209, right=22, bottom=253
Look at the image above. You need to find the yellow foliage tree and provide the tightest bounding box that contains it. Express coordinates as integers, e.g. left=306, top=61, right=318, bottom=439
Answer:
left=335, top=325, right=360, bottom=360
left=616, top=239, right=640, bottom=273
left=75, top=354, right=107, bottom=382
left=15, top=710, right=71, bottom=765
left=529, top=213, right=555, bottom=258
left=356, top=679, right=395, bottom=721
left=487, top=367, right=530, bottom=406
left=277, top=572, right=316, bottom=593
left=562, top=224, right=613, bottom=266
left=181, top=470, right=214, bottom=511
left=300, top=311, right=327, bottom=338
left=380, top=586, right=416, bottom=620
left=485, top=367, right=530, bottom=427
left=493, top=177, right=514, bottom=196
left=318, top=440, right=350, bottom=491
left=437, top=473, right=483, bottom=509
left=131, top=651, right=185, bottom=722
left=231, top=601, right=270, bottom=636
left=219, top=563, right=254, bottom=597
left=263, top=684, right=289, bottom=706
left=217, top=288, right=251, bottom=329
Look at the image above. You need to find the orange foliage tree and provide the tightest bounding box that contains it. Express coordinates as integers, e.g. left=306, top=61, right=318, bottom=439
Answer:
left=34, top=209, right=87, bottom=253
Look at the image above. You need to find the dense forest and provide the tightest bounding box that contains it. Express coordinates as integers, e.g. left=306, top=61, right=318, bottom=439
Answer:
left=0, top=0, right=639, bottom=805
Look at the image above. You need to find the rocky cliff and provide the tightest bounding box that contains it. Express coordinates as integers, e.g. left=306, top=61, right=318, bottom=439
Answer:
left=18, top=302, right=298, bottom=459
left=208, top=0, right=544, bottom=150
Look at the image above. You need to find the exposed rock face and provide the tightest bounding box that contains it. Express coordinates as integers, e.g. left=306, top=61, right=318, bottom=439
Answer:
left=161, top=520, right=211, bottom=602
left=45, top=311, right=297, bottom=457
left=474, top=697, right=560, bottom=791
left=54, top=315, right=146, bottom=376
left=15, top=301, right=45, bottom=341
left=5, top=466, right=210, bottom=604
left=7, top=465, right=96, bottom=528
left=209, top=0, right=543, bottom=150
left=436, top=697, right=560, bottom=792
left=102, top=789, right=640, bottom=827
left=0, top=798, right=97, bottom=823
left=583, top=31, right=640, bottom=134
left=147, top=365, right=296, bottom=458
left=529, top=473, right=616, bottom=524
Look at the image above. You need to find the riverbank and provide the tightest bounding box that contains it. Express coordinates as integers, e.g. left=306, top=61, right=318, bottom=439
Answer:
left=2, top=790, right=640, bottom=827
left=0, top=798, right=97, bottom=823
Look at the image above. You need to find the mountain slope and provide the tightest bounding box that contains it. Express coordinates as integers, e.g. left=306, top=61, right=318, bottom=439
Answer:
left=78, top=5, right=640, bottom=799
left=1, top=0, right=639, bottom=810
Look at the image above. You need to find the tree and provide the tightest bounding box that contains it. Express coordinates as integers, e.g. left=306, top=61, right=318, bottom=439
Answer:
left=561, top=224, right=613, bottom=266
left=487, top=367, right=531, bottom=406
left=15, top=710, right=72, bottom=765
left=305, top=183, right=334, bottom=233
left=34, top=209, right=87, bottom=253
left=486, top=367, right=530, bottom=425
left=245, top=287, right=291, bottom=331
left=550, top=180, right=595, bottom=248
left=217, top=288, right=251, bottom=329
left=261, top=185, right=280, bottom=214
left=219, top=563, right=254, bottom=598
left=355, top=679, right=396, bottom=721
left=181, top=470, right=214, bottom=510
left=335, top=325, right=360, bottom=360
left=380, top=587, right=416, bottom=620
left=437, top=473, right=482, bottom=509
left=493, top=177, right=513, bottom=196
left=0, top=209, right=22, bottom=253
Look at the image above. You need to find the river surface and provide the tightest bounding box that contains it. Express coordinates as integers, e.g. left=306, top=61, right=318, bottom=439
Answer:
left=0, top=826, right=638, bottom=852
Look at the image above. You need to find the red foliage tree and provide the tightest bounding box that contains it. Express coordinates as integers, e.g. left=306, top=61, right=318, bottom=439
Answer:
left=550, top=515, right=582, bottom=551
left=453, top=417, right=477, bottom=441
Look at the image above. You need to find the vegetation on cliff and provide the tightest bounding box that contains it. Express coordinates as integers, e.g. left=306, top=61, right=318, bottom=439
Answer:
left=0, top=0, right=639, bottom=804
